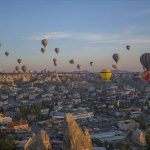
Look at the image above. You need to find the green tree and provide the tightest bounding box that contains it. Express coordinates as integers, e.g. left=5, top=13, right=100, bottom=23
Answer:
left=137, top=115, right=146, bottom=129
left=0, top=137, right=17, bottom=150
left=121, top=144, right=130, bottom=150
left=20, top=103, right=27, bottom=118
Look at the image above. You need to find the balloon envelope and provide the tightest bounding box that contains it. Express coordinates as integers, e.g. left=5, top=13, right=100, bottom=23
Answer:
left=22, top=65, right=28, bottom=73
left=41, top=48, right=46, bottom=53
left=69, top=59, right=75, bottom=64
left=100, top=69, right=112, bottom=80
left=55, top=48, right=60, bottom=54
left=112, top=64, right=117, bottom=70
left=90, top=62, right=93, bottom=66
left=77, top=64, right=81, bottom=70
left=41, top=39, right=48, bottom=47
left=143, top=71, right=150, bottom=84
left=112, top=53, right=120, bottom=63
left=140, top=53, right=150, bottom=71
left=5, top=51, right=9, bottom=56
left=126, top=45, right=131, bottom=50
left=17, top=59, right=22, bottom=64
left=53, top=58, right=58, bottom=66
left=15, top=66, right=20, bottom=72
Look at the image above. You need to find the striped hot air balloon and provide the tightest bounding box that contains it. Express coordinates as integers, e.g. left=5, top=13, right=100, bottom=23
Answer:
left=140, top=53, right=150, bottom=71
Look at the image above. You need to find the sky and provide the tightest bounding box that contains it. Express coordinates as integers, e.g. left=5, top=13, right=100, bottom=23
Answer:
left=0, top=0, right=150, bottom=72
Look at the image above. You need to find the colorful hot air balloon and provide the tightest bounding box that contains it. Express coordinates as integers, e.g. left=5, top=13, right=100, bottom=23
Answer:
left=140, top=53, right=150, bottom=71
left=22, top=65, right=28, bottom=73
left=41, top=48, right=46, bottom=53
left=55, top=48, right=60, bottom=54
left=5, top=51, right=9, bottom=56
left=41, top=39, right=48, bottom=47
left=112, top=53, right=120, bottom=63
left=17, top=59, right=22, bottom=64
left=90, top=62, right=93, bottom=66
left=100, top=69, right=112, bottom=80
left=126, top=45, right=131, bottom=50
left=143, top=71, right=150, bottom=84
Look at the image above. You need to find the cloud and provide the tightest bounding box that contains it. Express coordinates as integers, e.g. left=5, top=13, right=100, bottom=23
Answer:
left=80, top=33, right=121, bottom=42
left=31, top=32, right=72, bottom=40
left=30, top=28, right=150, bottom=45
left=78, top=31, right=150, bottom=44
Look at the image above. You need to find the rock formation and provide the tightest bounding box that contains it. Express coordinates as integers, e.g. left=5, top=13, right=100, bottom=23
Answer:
left=132, top=128, right=146, bottom=146
left=63, top=113, right=93, bottom=150
left=24, top=129, right=52, bottom=150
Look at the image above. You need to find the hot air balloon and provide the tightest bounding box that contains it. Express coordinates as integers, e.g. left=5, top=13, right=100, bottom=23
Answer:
left=41, top=48, right=46, bottom=53
left=90, top=62, right=93, bottom=66
left=53, top=58, right=58, bottom=66
left=143, top=71, right=150, bottom=84
left=17, top=59, right=22, bottom=64
left=100, top=69, right=112, bottom=80
left=5, top=51, right=9, bottom=56
left=55, top=48, right=60, bottom=54
left=112, top=53, right=120, bottom=63
left=77, top=64, right=81, bottom=70
left=69, top=59, right=75, bottom=64
left=140, top=53, right=150, bottom=71
left=22, top=65, right=28, bottom=73
left=112, top=64, right=117, bottom=70
left=126, top=45, right=131, bottom=50
left=53, top=58, right=57, bottom=63
left=41, top=39, right=48, bottom=47
left=15, top=66, right=20, bottom=72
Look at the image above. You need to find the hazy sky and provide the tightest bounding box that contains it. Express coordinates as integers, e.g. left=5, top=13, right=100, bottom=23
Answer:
left=0, top=0, right=150, bottom=72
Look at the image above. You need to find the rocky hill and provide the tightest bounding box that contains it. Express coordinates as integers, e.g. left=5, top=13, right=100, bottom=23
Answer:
left=24, top=113, right=94, bottom=150
left=63, top=113, right=93, bottom=150
left=24, top=129, right=52, bottom=150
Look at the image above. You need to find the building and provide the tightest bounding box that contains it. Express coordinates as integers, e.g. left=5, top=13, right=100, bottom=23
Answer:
left=118, top=120, right=139, bottom=131
left=0, top=114, right=12, bottom=124
left=7, top=119, right=30, bottom=132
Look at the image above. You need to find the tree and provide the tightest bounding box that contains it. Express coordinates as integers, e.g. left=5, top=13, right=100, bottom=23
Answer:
left=137, top=115, right=146, bottom=129
left=0, top=137, right=17, bottom=150
left=121, top=144, right=130, bottom=150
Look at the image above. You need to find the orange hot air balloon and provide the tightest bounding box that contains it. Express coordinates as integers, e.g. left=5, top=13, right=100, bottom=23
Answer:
left=143, top=71, right=150, bottom=84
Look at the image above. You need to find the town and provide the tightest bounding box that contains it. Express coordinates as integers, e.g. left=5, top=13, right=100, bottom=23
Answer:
left=0, top=71, right=150, bottom=150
